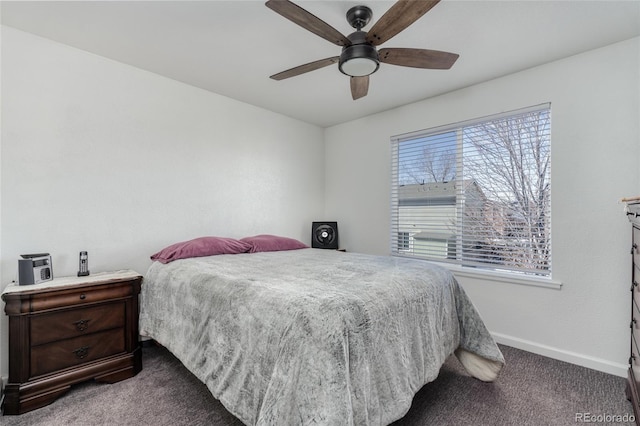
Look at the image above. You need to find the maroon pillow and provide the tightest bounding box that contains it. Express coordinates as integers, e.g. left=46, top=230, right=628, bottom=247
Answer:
left=240, top=234, right=308, bottom=253
left=150, top=236, right=251, bottom=264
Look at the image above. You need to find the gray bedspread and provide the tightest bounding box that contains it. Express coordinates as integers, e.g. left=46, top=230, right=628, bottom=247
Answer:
left=139, top=248, right=504, bottom=425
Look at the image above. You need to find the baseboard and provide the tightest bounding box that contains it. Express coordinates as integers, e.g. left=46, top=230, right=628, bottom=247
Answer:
left=492, top=332, right=628, bottom=378
left=0, top=375, right=4, bottom=413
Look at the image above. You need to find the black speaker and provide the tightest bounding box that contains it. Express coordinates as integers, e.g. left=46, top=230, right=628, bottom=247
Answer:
left=312, top=222, right=339, bottom=250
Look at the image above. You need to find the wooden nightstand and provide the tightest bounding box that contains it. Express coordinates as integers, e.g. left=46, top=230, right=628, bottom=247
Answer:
left=1, top=270, right=143, bottom=415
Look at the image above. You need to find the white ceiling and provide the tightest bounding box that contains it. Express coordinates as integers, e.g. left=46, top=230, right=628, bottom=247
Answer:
left=2, top=0, right=639, bottom=127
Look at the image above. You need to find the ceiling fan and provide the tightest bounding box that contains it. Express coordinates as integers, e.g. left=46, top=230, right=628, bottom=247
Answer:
left=265, top=0, right=459, bottom=100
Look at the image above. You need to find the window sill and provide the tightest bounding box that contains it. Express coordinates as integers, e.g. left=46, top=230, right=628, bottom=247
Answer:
left=433, top=261, right=563, bottom=290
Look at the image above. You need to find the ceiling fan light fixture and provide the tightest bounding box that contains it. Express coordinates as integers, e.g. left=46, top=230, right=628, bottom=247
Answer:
left=339, top=43, right=380, bottom=77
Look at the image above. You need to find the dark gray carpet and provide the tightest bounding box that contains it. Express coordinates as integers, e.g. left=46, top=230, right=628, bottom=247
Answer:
left=1, top=344, right=634, bottom=425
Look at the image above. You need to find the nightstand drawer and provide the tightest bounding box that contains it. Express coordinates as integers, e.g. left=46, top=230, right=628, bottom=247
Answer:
left=31, top=303, right=125, bottom=346
left=31, top=328, right=125, bottom=378
left=29, top=285, right=133, bottom=312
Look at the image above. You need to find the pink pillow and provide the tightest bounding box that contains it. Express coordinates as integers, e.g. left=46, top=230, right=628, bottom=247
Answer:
left=240, top=234, right=308, bottom=253
left=150, top=236, right=251, bottom=264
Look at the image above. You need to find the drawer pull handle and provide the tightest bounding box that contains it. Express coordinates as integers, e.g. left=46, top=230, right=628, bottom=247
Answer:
left=73, top=319, right=90, bottom=332
left=72, top=346, right=90, bottom=359
left=79, top=294, right=86, bottom=300
left=633, top=243, right=639, bottom=254
left=632, top=319, right=637, bottom=329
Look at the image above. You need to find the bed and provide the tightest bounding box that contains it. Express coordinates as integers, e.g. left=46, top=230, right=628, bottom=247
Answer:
left=139, top=246, right=504, bottom=425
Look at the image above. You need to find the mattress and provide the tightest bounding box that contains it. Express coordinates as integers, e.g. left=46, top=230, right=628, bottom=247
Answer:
left=139, top=248, right=504, bottom=425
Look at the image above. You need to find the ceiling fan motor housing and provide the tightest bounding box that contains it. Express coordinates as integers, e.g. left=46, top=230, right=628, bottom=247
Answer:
left=346, top=5, right=373, bottom=30
left=339, top=31, right=380, bottom=77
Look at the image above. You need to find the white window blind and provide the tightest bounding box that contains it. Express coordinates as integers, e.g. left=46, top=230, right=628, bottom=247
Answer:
left=390, top=104, right=551, bottom=276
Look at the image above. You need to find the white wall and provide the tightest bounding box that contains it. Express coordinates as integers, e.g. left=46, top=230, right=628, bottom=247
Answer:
left=325, top=37, right=640, bottom=376
left=0, top=27, right=325, bottom=380
left=1, top=26, right=637, bottom=387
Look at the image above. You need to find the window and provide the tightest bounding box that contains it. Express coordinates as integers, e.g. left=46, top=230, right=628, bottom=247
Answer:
left=390, top=104, right=551, bottom=276
left=397, top=232, right=411, bottom=251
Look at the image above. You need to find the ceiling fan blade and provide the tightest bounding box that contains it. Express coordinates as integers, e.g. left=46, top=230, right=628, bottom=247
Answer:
left=366, top=0, right=441, bottom=46
left=379, top=48, right=459, bottom=69
left=265, top=0, right=351, bottom=47
left=270, top=56, right=339, bottom=81
left=350, top=76, right=369, bottom=100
